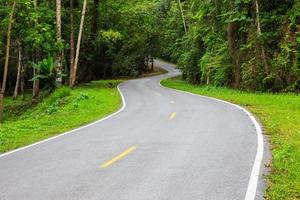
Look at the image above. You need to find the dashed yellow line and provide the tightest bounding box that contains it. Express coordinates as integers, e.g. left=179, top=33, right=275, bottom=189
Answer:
left=101, top=146, right=137, bottom=168
left=170, top=112, right=177, bottom=119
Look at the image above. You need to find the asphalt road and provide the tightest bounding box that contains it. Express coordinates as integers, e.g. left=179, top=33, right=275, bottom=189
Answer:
left=0, top=60, right=265, bottom=200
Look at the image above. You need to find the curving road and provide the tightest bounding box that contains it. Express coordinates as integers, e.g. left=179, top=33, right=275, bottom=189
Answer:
left=0, top=60, right=265, bottom=200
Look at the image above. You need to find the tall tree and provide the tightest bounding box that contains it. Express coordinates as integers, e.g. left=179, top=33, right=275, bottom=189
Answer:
left=69, top=0, right=75, bottom=86
left=32, top=0, right=39, bottom=98
left=254, top=0, right=269, bottom=74
left=13, top=40, right=22, bottom=100
left=0, top=1, right=16, bottom=122
left=70, top=0, right=88, bottom=87
left=177, top=0, right=187, bottom=34
left=91, top=0, right=100, bottom=37
left=56, top=0, right=63, bottom=84
left=227, top=0, right=241, bottom=88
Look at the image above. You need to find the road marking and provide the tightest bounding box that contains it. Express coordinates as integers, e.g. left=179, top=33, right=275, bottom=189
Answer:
left=101, top=146, right=137, bottom=168
left=170, top=112, right=177, bottom=119
left=0, top=84, right=127, bottom=159
left=170, top=100, right=175, bottom=104
left=159, top=79, right=264, bottom=200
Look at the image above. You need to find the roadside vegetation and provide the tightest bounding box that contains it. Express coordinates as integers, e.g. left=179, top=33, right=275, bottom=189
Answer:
left=158, top=0, right=300, bottom=93
left=0, top=0, right=162, bottom=152
left=0, top=80, right=122, bottom=153
left=162, top=77, right=300, bottom=200
left=0, top=0, right=161, bottom=122
left=1, top=0, right=299, bottom=199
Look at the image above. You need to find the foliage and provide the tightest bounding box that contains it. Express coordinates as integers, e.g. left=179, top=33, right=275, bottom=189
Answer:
left=5, top=0, right=279, bottom=90
left=157, top=0, right=300, bottom=92
left=0, top=80, right=123, bottom=153
left=30, top=56, right=64, bottom=91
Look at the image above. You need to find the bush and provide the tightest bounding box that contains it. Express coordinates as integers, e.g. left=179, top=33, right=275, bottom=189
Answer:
left=48, top=87, right=71, bottom=105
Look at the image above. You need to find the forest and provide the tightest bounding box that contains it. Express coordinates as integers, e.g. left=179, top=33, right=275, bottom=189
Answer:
left=160, top=0, right=300, bottom=92
left=0, top=0, right=162, bottom=121
left=0, top=0, right=299, bottom=120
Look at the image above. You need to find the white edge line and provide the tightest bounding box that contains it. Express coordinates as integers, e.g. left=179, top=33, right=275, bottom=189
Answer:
left=159, top=79, right=264, bottom=200
left=0, top=83, right=127, bottom=158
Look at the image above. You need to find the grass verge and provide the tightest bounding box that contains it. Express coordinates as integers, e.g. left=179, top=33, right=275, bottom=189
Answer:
left=0, top=80, right=123, bottom=153
left=161, top=77, right=300, bottom=200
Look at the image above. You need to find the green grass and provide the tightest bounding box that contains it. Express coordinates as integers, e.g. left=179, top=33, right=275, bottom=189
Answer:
left=161, top=77, right=300, bottom=200
left=0, top=80, right=123, bottom=153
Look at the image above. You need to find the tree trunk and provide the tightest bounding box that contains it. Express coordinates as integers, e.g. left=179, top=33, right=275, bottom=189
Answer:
left=0, top=93, right=4, bottom=123
left=145, top=56, right=149, bottom=71
left=20, top=64, right=25, bottom=99
left=227, top=22, right=241, bottom=88
left=227, top=0, right=241, bottom=88
left=33, top=0, right=39, bottom=98
left=69, top=0, right=75, bottom=86
left=13, top=40, right=22, bottom=100
left=56, top=0, right=63, bottom=84
left=214, top=0, right=222, bottom=32
left=33, top=58, right=40, bottom=98
left=0, top=1, right=16, bottom=122
left=177, top=0, right=187, bottom=34
left=254, top=0, right=269, bottom=74
left=71, top=0, right=88, bottom=87
left=91, top=0, right=99, bottom=37
left=151, top=56, right=154, bottom=71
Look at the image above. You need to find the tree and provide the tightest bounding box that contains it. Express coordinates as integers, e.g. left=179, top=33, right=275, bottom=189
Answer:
left=69, top=0, right=75, bottom=87
left=91, top=0, right=100, bottom=37
left=254, top=0, right=269, bottom=74
left=70, top=0, right=87, bottom=87
left=0, top=1, right=16, bottom=122
left=177, top=0, right=187, bottom=34
left=13, top=40, right=22, bottom=100
left=33, top=0, right=40, bottom=98
left=227, top=0, right=241, bottom=88
left=56, top=0, right=63, bottom=84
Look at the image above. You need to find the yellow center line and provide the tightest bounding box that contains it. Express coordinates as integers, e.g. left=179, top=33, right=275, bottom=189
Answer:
left=100, top=146, right=137, bottom=168
left=170, top=112, right=177, bottom=119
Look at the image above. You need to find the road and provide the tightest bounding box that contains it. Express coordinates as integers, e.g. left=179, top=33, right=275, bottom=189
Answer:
left=0, top=60, right=265, bottom=200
